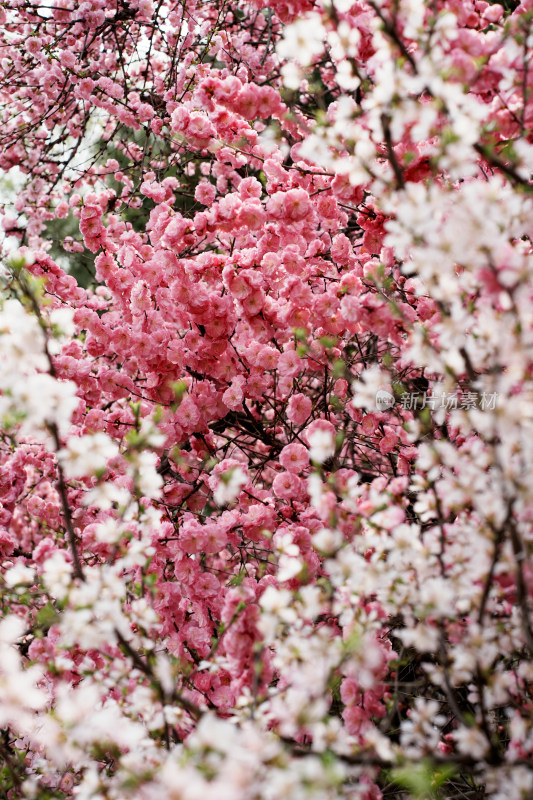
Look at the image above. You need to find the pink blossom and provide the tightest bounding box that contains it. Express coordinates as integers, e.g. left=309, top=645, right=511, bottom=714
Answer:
left=256, top=345, right=280, bottom=371
left=278, top=349, right=302, bottom=378
left=235, top=85, right=259, bottom=120
left=185, top=113, right=216, bottom=147
left=59, top=50, right=76, bottom=68
left=238, top=177, right=262, bottom=200
left=273, top=471, right=305, bottom=500
left=213, top=75, right=242, bottom=102
left=222, top=379, right=244, bottom=410
left=237, top=200, right=266, bottom=230
left=195, top=181, right=216, bottom=205
left=286, top=393, right=312, bottom=425
left=379, top=431, right=398, bottom=455
left=130, top=280, right=152, bottom=315
left=284, top=189, right=312, bottom=222
left=76, top=77, right=95, bottom=99
left=2, top=1, right=532, bottom=794
left=279, top=443, right=309, bottom=474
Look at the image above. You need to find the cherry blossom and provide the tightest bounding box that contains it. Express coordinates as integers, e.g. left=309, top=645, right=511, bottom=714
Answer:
left=0, top=0, right=532, bottom=797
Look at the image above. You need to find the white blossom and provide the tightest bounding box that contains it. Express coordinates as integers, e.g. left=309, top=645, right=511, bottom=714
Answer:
left=213, top=466, right=247, bottom=506
left=59, top=432, right=119, bottom=478
left=308, top=429, right=335, bottom=464
left=42, top=551, right=73, bottom=600
left=277, top=15, right=326, bottom=66
left=4, top=563, right=35, bottom=587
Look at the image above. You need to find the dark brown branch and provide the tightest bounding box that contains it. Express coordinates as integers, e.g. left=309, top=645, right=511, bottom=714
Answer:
left=114, top=627, right=202, bottom=720
left=49, top=423, right=85, bottom=582
left=381, top=113, right=405, bottom=189
left=474, top=143, right=533, bottom=192
left=507, top=516, right=533, bottom=655
left=367, top=1, right=417, bottom=71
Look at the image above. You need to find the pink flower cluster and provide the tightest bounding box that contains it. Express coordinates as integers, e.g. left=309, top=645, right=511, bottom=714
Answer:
left=0, top=0, right=533, bottom=798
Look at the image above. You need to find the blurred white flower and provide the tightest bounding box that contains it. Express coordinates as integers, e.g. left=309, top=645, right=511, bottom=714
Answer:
left=308, top=429, right=335, bottom=464
left=131, top=449, right=163, bottom=498
left=214, top=466, right=247, bottom=506
left=42, top=551, right=72, bottom=600
left=4, top=564, right=35, bottom=588
left=454, top=725, right=489, bottom=759
left=277, top=15, right=326, bottom=66
left=59, top=432, right=119, bottom=478
left=352, top=366, right=392, bottom=411
left=83, top=481, right=130, bottom=510
left=0, top=615, right=47, bottom=733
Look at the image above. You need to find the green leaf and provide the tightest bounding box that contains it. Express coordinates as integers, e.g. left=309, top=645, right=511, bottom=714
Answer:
left=332, top=359, right=345, bottom=379
left=35, top=602, right=59, bottom=630
left=229, top=569, right=247, bottom=587
left=170, top=380, right=188, bottom=404
left=391, top=760, right=456, bottom=799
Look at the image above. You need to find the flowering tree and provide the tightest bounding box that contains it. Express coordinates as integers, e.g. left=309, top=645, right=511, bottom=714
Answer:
left=0, top=0, right=533, bottom=797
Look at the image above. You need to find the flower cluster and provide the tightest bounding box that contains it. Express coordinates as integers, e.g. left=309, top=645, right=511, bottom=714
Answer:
left=0, top=0, right=532, bottom=798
